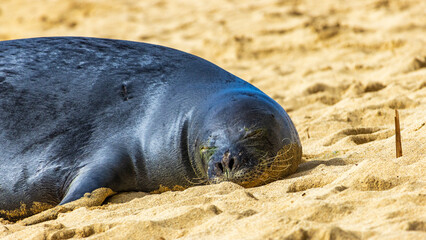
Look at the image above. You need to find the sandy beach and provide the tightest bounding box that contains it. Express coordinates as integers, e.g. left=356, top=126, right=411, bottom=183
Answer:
left=0, top=0, right=425, bottom=239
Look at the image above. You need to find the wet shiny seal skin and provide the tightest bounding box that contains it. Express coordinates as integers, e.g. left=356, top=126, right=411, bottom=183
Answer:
left=0, top=37, right=302, bottom=221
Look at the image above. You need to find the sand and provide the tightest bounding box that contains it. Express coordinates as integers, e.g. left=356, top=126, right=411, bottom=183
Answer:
left=0, top=0, right=425, bottom=239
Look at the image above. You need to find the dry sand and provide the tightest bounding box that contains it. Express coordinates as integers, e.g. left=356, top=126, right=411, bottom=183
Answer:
left=0, top=0, right=425, bottom=239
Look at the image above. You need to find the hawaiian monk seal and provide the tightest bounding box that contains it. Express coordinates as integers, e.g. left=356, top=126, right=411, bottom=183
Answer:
left=0, top=37, right=302, bottom=222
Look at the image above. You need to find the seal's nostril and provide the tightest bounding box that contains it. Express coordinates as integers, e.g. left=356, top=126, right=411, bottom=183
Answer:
left=229, top=158, right=235, bottom=170
left=216, top=162, right=224, bottom=173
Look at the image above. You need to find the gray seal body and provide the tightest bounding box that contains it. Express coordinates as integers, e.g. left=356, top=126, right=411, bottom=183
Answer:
left=0, top=37, right=302, bottom=220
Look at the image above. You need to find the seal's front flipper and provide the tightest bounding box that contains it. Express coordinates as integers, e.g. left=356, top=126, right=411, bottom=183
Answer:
left=59, top=167, right=117, bottom=205
left=60, top=146, right=137, bottom=205
left=19, top=188, right=115, bottom=226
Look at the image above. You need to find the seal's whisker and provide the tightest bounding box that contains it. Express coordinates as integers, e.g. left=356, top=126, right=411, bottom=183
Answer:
left=183, top=176, right=208, bottom=185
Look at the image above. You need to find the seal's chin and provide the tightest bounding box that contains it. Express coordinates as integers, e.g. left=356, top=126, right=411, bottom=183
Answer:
left=207, top=167, right=251, bottom=185
left=207, top=161, right=286, bottom=188
left=207, top=165, right=279, bottom=188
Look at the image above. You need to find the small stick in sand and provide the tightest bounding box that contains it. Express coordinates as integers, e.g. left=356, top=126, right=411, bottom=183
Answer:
left=395, top=109, right=402, bottom=158
left=306, top=127, right=310, bottom=139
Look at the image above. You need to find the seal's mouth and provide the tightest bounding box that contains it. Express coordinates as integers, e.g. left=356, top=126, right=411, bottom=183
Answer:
left=206, top=143, right=298, bottom=188
left=195, top=125, right=301, bottom=188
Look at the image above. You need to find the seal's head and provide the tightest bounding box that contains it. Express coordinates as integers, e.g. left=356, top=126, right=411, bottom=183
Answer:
left=190, top=91, right=302, bottom=187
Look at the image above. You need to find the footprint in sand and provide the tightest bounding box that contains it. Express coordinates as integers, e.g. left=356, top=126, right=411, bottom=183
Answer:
left=323, top=127, right=394, bottom=146
left=41, top=223, right=114, bottom=239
